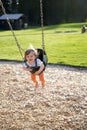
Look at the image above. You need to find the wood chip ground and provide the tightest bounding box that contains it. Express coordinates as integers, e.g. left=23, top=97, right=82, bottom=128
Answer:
left=0, top=62, right=87, bottom=130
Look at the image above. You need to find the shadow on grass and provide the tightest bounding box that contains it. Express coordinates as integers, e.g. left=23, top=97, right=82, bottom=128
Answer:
left=42, top=23, right=85, bottom=30
left=23, top=22, right=84, bottom=31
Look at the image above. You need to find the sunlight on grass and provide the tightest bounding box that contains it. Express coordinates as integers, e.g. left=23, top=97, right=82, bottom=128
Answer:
left=0, top=22, right=87, bottom=67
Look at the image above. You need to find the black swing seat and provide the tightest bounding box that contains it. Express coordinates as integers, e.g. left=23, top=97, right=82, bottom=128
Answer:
left=36, top=48, right=48, bottom=67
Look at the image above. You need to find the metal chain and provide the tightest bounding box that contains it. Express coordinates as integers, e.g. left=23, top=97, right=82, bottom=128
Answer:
left=0, top=0, right=24, bottom=60
left=0, top=0, right=45, bottom=60
left=40, top=0, right=45, bottom=51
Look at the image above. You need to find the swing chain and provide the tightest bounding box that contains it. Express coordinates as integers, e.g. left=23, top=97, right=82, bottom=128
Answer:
left=0, top=0, right=46, bottom=62
left=40, top=0, right=45, bottom=51
left=0, top=0, right=24, bottom=60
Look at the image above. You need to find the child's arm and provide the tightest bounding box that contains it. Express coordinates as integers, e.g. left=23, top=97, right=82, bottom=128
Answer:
left=35, top=63, right=44, bottom=75
left=23, top=66, right=32, bottom=72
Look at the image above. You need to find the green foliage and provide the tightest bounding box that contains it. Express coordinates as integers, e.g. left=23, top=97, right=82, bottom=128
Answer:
left=0, top=22, right=87, bottom=67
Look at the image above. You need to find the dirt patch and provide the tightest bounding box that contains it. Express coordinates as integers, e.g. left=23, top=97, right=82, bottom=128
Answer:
left=0, top=63, right=87, bottom=130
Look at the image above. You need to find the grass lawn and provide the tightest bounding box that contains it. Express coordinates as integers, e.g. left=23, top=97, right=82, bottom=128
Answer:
left=0, top=22, right=87, bottom=67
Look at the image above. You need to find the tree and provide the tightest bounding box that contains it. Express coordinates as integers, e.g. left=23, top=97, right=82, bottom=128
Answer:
left=1, top=0, right=87, bottom=25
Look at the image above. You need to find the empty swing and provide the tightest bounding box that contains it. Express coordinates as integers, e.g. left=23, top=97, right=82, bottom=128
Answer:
left=0, top=0, right=48, bottom=70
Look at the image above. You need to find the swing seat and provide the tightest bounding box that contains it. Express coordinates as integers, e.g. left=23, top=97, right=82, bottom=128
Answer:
left=36, top=48, right=48, bottom=67
left=24, top=48, right=48, bottom=74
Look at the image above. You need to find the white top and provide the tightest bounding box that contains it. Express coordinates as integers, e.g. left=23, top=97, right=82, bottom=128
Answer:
left=24, top=58, right=43, bottom=67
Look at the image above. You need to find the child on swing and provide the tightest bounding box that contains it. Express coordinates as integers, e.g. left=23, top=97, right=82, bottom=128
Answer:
left=23, top=49, right=45, bottom=89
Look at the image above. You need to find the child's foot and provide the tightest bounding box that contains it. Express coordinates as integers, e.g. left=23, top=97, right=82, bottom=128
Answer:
left=35, top=82, right=38, bottom=89
left=42, top=83, right=45, bottom=88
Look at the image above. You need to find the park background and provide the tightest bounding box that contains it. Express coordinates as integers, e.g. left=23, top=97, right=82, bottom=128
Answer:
left=0, top=0, right=87, bottom=67
left=0, top=1, right=87, bottom=130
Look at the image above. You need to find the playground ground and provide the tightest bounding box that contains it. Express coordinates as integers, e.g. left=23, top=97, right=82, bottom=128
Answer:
left=0, top=62, right=87, bottom=130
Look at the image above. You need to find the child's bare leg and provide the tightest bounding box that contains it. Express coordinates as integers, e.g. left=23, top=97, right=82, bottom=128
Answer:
left=31, top=74, right=38, bottom=88
left=35, top=82, right=38, bottom=88
left=39, top=73, right=45, bottom=88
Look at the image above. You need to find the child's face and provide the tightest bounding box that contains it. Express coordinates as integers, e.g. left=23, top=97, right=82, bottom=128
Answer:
left=26, top=51, right=36, bottom=62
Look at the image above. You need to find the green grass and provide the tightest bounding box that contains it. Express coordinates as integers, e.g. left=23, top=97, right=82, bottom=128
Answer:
left=0, top=22, right=87, bottom=67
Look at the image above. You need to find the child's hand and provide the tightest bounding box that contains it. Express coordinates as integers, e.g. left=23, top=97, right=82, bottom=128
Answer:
left=35, top=71, right=40, bottom=75
left=35, top=64, right=44, bottom=75
left=23, top=66, right=27, bottom=70
left=23, top=66, right=32, bottom=72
